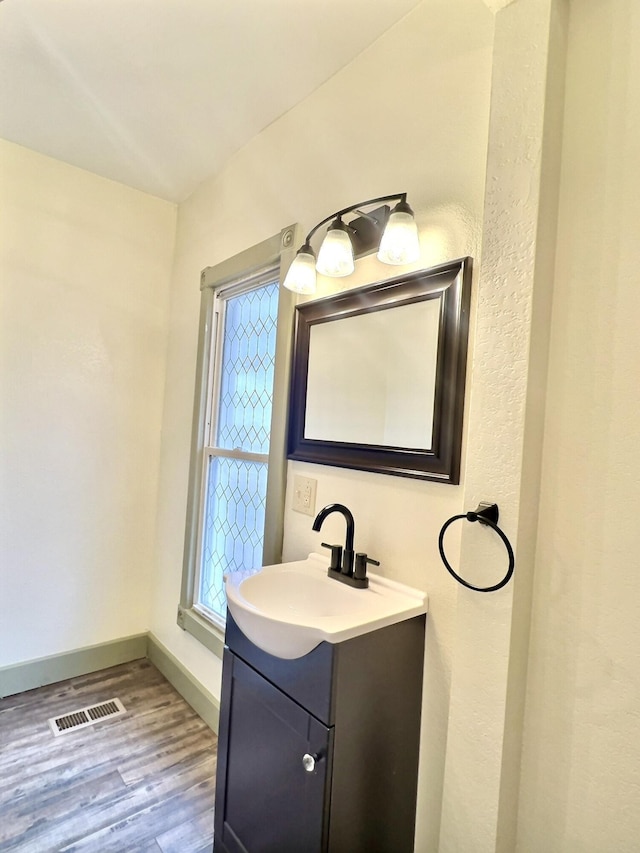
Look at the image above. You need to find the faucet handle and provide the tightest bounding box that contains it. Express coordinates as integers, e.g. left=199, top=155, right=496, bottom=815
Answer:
left=354, top=552, right=380, bottom=581
left=321, top=542, right=343, bottom=572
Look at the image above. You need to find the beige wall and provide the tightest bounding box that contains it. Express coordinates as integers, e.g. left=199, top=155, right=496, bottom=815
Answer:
left=0, top=139, right=176, bottom=666
left=148, top=1, right=516, bottom=850
left=149, top=2, right=571, bottom=849
left=517, top=1, right=640, bottom=850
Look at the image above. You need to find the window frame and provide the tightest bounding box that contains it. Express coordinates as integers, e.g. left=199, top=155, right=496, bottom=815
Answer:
left=178, top=225, right=300, bottom=657
left=193, top=271, right=278, bottom=630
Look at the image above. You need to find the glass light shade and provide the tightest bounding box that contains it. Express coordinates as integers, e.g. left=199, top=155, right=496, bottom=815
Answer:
left=377, top=209, right=420, bottom=266
left=283, top=248, right=317, bottom=294
left=316, top=222, right=355, bottom=277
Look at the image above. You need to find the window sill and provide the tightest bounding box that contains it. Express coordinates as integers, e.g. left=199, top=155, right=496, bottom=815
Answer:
left=178, top=606, right=225, bottom=659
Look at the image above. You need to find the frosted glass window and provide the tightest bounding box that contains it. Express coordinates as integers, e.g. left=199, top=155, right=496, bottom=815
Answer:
left=217, top=284, right=278, bottom=454
left=199, top=456, right=268, bottom=619
left=196, top=278, right=279, bottom=625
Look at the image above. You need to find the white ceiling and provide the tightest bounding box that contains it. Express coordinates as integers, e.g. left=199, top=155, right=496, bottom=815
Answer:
left=0, top=0, right=421, bottom=202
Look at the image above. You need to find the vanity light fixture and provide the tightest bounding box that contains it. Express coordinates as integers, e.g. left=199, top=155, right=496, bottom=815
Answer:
left=283, top=193, right=420, bottom=294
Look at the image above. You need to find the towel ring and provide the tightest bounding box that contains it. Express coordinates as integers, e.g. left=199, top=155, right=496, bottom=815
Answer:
left=438, top=503, right=515, bottom=593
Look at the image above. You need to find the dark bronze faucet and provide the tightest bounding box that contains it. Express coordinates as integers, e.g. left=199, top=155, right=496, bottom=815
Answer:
left=312, top=503, right=379, bottom=589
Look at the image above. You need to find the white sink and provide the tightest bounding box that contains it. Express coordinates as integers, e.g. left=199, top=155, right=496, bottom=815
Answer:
left=225, top=553, right=428, bottom=659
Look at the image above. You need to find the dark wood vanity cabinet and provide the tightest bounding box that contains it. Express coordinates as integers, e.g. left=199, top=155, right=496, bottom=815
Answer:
left=213, top=612, right=426, bottom=853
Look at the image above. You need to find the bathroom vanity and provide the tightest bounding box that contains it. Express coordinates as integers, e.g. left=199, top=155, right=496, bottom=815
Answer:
left=213, top=610, right=426, bottom=853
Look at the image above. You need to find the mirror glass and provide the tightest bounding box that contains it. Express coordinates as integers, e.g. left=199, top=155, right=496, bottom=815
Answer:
left=287, top=258, right=472, bottom=483
left=305, top=299, right=440, bottom=448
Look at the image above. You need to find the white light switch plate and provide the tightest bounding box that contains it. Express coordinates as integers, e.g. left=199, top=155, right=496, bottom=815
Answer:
left=292, top=475, right=317, bottom=516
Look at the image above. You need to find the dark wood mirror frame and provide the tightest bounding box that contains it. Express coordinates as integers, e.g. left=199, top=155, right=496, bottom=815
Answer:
left=286, top=257, right=472, bottom=483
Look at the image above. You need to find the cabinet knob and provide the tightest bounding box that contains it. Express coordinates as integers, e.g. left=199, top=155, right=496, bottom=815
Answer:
left=302, top=753, right=316, bottom=773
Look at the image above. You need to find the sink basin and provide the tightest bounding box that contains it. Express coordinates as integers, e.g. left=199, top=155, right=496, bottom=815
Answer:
left=224, top=553, right=428, bottom=659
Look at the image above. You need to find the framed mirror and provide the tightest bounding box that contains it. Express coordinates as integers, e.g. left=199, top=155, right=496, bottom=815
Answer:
left=287, top=257, right=472, bottom=483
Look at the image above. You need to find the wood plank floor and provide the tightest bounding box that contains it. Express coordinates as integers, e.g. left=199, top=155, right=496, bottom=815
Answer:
left=0, top=659, right=217, bottom=853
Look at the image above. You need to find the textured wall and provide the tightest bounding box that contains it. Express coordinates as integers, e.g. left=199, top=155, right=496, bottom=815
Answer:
left=0, top=140, right=176, bottom=666
left=517, top=1, right=640, bottom=850
left=438, top=2, right=566, bottom=850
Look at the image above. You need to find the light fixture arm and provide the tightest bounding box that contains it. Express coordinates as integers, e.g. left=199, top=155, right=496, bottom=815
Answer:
left=304, top=193, right=408, bottom=244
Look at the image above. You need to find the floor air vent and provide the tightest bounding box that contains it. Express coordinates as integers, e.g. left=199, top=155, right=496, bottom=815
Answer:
left=48, top=698, right=126, bottom=736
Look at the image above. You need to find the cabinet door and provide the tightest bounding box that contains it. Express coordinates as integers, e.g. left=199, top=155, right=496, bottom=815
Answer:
left=215, top=650, right=333, bottom=853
